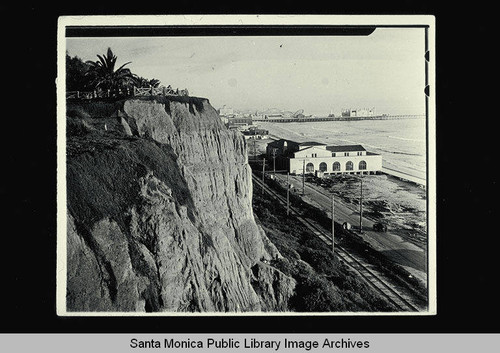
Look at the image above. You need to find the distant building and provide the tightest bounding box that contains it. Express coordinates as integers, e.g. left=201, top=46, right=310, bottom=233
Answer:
left=341, top=108, right=376, bottom=118
left=266, top=139, right=382, bottom=175
left=226, top=116, right=253, bottom=129
left=219, top=105, right=234, bottom=116
left=264, top=114, right=283, bottom=120
left=251, top=113, right=265, bottom=121
left=242, top=127, right=269, bottom=139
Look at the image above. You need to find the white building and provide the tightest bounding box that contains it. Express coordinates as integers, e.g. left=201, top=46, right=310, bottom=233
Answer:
left=266, top=139, right=382, bottom=175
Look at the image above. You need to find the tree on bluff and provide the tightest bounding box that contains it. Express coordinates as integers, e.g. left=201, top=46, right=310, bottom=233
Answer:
left=135, top=76, right=161, bottom=88
left=85, top=47, right=136, bottom=92
left=66, top=53, right=91, bottom=91
left=66, top=48, right=166, bottom=95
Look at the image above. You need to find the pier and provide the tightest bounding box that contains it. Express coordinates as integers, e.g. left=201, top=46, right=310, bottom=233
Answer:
left=253, top=115, right=425, bottom=123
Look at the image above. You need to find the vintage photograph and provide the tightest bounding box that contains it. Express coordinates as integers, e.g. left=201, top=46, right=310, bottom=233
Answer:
left=57, top=15, right=435, bottom=315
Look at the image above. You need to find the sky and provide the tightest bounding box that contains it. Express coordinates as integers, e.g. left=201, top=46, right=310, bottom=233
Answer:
left=66, top=28, right=426, bottom=116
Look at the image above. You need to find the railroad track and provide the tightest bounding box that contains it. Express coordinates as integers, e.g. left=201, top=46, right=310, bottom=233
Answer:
left=252, top=174, right=420, bottom=312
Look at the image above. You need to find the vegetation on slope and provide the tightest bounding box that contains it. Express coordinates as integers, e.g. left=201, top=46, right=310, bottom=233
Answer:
left=252, top=189, right=398, bottom=312
left=66, top=124, right=196, bottom=236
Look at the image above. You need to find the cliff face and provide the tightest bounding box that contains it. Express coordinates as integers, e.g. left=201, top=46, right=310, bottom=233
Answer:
left=66, top=96, right=295, bottom=312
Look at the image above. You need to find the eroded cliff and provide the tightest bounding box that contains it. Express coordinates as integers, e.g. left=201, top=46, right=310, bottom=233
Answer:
left=65, top=96, right=295, bottom=312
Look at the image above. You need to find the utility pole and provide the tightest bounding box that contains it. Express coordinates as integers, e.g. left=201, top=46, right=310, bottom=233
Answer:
left=272, top=148, right=277, bottom=178
left=262, top=158, right=266, bottom=195
left=302, top=159, right=306, bottom=195
left=286, top=172, right=290, bottom=216
left=359, top=176, right=363, bottom=233
left=332, top=194, right=335, bottom=255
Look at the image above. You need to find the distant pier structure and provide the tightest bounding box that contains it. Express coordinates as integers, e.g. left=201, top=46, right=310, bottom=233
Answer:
left=341, top=107, right=376, bottom=118
left=253, top=114, right=424, bottom=123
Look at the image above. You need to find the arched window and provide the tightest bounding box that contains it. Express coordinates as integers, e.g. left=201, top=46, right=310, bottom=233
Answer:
left=319, top=162, right=327, bottom=172
left=306, top=162, right=315, bottom=173
left=359, top=160, right=367, bottom=170
left=332, top=162, right=341, bottom=171
left=346, top=161, right=353, bottom=171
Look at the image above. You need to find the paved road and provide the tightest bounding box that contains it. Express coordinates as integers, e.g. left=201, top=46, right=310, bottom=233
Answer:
left=273, top=173, right=428, bottom=286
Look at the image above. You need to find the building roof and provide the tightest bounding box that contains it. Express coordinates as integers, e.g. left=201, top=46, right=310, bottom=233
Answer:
left=267, top=139, right=328, bottom=147
left=242, top=128, right=268, bottom=135
left=299, top=141, right=327, bottom=146
left=267, top=139, right=300, bottom=147
left=268, top=140, right=373, bottom=154
left=294, top=146, right=316, bottom=152
left=326, top=145, right=366, bottom=152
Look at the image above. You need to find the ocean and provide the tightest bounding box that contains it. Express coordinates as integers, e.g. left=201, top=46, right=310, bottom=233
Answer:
left=257, top=118, right=427, bottom=181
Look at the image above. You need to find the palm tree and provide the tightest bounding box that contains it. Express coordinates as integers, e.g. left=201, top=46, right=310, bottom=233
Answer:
left=85, top=48, right=135, bottom=93
left=148, top=78, right=161, bottom=88
left=134, top=76, right=161, bottom=88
